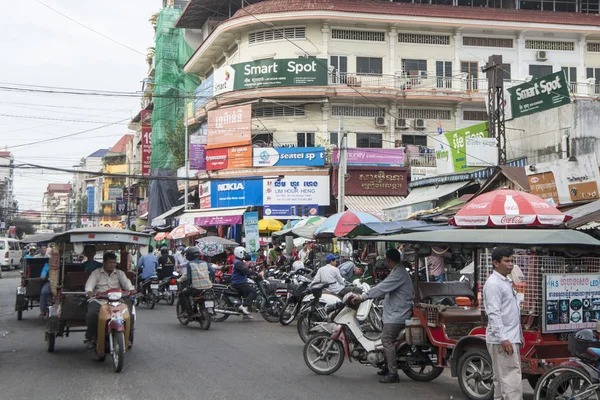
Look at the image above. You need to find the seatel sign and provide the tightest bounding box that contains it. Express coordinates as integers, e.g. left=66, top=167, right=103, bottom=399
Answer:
left=253, top=147, right=325, bottom=167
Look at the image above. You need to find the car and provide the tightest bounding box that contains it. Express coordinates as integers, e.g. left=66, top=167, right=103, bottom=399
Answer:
left=0, top=238, right=23, bottom=271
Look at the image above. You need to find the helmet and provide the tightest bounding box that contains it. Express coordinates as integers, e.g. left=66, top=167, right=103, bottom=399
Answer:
left=575, top=329, right=597, bottom=342
left=160, top=246, right=169, bottom=254
left=234, top=246, right=250, bottom=261
left=185, top=246, right=200, bottom=261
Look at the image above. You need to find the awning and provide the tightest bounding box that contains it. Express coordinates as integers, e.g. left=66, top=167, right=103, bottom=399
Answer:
left=565, top=200, right=600, bottom=229
left=345, top=221, right=455, bottom=238
left=151, top=204, right=185, bottom=227
left=344, top=196, right=404, bottom=220
left=179, top=206, right=248, bottom=226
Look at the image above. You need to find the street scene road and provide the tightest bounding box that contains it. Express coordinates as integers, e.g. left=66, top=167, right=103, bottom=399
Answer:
left=0, top=270, right=535, bottom=400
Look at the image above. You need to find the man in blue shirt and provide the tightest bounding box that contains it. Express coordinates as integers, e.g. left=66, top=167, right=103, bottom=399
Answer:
left=25, top=247, right=37, bottom=259
left=138, top=245, right=158, bottom=280
left=39, top=252, right=51, bottom=319
left=81, top=245, right=102, bottom=271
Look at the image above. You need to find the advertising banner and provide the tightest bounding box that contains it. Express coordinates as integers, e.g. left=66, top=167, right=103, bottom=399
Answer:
left=253, top=147, right=325, bottom=167
left=332, top=148, right=404, bottom=167
left=194, top=214, right=243, bottom=226
left=210, top=179, right=263, bottom=208
left=207, top=104, right=252, bottom=149
left=108, top=185, right=122, bottom=201
left=543, top=273, right=600, bottom=333
left=194, top=74, right=214, bottom=112
left=466, top=137, right=498, bottom=167
left=243, top=212, right=260, bottom=253
left=205, top=148, right=228, bottom=171
left=263, top=175, right=330, bottom=206
left=332, top=167, right=408, bottom=196
left=137, top=200, right=148, bottom=217
left=141, top=110, right=152, bottom=176
left=263, top=205, right=319, bottom=219
left=434, top=122, right=488, bottom=175
left=228, top=145, right=253, bottom=169
left=189, top=135, right=206, bottom=170
left=199, top=196, right=211, bottom=209
left=508, top=71, right=571, bottom=119
left=528, top=171, right=559, bottom=205
left=411, top=166, right=438, bottom=181
left=116, top=200, right=127, bottom=216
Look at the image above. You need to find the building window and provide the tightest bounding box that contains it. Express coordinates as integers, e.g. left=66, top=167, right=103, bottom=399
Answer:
left=529, top=65, right=553, bottom=79
left=398, top=33, right=450, bottom=45
left=330, top=56, right=348, bottom=83
left=248, top=27, right=305, bottom=44
left=356, top=133, right=382, bottom=148
left=356, top=57, right=383, bottom=75
left=463, top=110, right=488, bottom=121
left=331, top=106, right=385, bottom=118
left=331, top=29, right=385, bottom=42
left=402, top=59, right=427, bottom=76
left=520, top=0, right=577, bottom=12
left=401, top=135, right=428, bottom=146
left=463, top=36, right=513, bottom=48
left=252, top=132, right=273, bottom=147
left=297, top=132, right=315, bottom=147
left=398, top=108, right=452, bottom=120
left=587, top=68, right=600, bottom=93
left=525, top=40, right=574, bottom=51
left=252, top=105, right=305, bottom=118
left=329, top=131, right=339, bottom=147
left=582, top=0, right=600, bottom=13
left=462, top=61, right=479, bottom=90
left=436, top=61, right=452, bottom=88
left=588, top=43, right=600, bottom=53
left=561, top=67, right=577, bottom=83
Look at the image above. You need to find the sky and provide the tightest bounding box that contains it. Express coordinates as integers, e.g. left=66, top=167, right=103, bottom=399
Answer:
left=0, top=0, right=160, bottom=211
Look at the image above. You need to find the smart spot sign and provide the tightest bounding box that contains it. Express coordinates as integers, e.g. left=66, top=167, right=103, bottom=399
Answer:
left=507, top=71, right=571, bottom=118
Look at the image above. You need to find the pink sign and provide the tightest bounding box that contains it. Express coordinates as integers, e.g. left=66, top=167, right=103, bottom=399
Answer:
left=332, top=148, right=404, bottom=166
left=206, top=104, right=252, bottom=149
left=194, top=215, right=243, bottom=226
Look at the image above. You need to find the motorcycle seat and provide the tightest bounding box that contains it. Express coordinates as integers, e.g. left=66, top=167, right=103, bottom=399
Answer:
left=226, top=286, right=242, bottom=295
left=439, top=307, right=481, bottom=324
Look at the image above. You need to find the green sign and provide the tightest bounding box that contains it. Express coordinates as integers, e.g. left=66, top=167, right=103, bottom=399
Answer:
left=508, top=71, right=571, bottom=118
left=434, top=122, right=489, bottom=174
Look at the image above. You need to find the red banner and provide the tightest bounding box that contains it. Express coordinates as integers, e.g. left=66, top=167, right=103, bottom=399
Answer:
left=206, top=148, right=228, bottom=171
left=141, top=110, right=152, bottom=176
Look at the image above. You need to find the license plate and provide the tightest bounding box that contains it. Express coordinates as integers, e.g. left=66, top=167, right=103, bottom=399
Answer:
left=205, top=301, right=214, bottom=308
left=150, top=284, right=159, bottom=289
left=169, top=285, right=177, bottom=291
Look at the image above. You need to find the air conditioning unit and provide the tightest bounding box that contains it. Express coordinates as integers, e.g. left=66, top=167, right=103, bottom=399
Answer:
left=396, top=118, right=410, bottom=129
left=536, top=51, right=548, bottom=61
left=418, top=70, right=428, bottom=78
left=414, top=119, right=426, bottom=130
left=375, top=116, right=387, bottom=127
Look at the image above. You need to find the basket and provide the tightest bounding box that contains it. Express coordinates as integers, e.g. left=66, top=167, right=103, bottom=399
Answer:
left=568, top=333, right=600, bottom=360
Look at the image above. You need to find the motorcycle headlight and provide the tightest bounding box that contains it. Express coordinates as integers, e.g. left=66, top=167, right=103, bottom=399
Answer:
left=108, top=292, right=123, bottom=301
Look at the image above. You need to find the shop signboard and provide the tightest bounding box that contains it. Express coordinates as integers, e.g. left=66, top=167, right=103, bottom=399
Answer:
left=508, top=71, right=571, bottom=119
left=253, top=147, right=325, bottom=167
left=141, top=110, right=152, bottom=176
left=528, top=171, right=559, bottom=205
left=206, top=104, right=252, bottom=149
left=108, top=185, right=122, bottom=201
left=332, top=148, right=404, bottom=167
left=193, top=74, right=214, bottom=112
left=228, top=145, right=253, bottom=169
left=263, top=205, right=319, bottom=219
left=210, top=178, right=263, bottom=208
left=137, top=200, right=148, bottom=217
left=199, top=196, right=211, bottom=209
left=543, top=273, right=599, bottom=333
left=205, top=148, right=228, bottom=171
left=411, top=166, right=437, bottom=181
left=194, top=214, right=243, bottom=226
left=263, top=175, right=330, bottom=206
left=434, top=122, right=488, bottom=175
left=243, top=211, right=260, bottom=253
left=332, top=167, right=408, bottom=196
left=189, top=135, right=206, bottom=170
left=466, top=137, right=498, bottom=167
left=116, top=200, right=127, bottom=216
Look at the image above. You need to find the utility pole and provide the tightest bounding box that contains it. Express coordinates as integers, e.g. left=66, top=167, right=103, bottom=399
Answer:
left=184, top=101, right=190, bottom=210
left=126, top=158, right=131, bottom=230
left=482, top=54, right=507, bottom=165
left=337, top=117, right=347, bottom=214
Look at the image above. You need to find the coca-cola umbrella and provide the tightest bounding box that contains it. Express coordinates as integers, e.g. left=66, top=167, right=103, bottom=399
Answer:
left=450, top=188, right=572, bottom=227
left=170, top=224, right=207, bottom=240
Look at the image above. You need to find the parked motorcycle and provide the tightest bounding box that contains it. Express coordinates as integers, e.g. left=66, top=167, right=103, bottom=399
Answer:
left=157, top=271, right=179, bottom=305
left=176, top=286, right=214, bottom=330
left=211, top=276, right=284, bottom=323
left=279, top=270, right=313, bottom=326
left=296, top=283, right=342, bottom=343
left=303, top=294, right=444, bottom=381
left=135, top=276, right=159, bottom=309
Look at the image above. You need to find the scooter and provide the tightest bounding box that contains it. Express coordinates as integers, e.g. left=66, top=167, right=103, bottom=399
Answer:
left=136, top=275, right=159, bottom=309
left=175, top=284, right=214, bottom=330
left=157, top=271, right=179, bottom=305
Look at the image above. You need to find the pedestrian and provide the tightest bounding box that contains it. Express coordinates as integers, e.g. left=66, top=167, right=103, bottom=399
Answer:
left=174, top=245, right=186, bottom=272
left=298, top=243, right=309, bottom=263
left=483, top=247, right=523, bottom=400
left=354, top=248, right=413, bottom=383
left=426, top=246, right=451, bottom=282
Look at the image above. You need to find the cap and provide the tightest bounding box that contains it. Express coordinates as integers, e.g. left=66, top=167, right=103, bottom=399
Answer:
left=178, top=246, right=185, bottom=251
left=325, top=253, right=339, bottom=263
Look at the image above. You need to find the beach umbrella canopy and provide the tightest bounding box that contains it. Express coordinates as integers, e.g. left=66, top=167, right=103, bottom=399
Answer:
left=169, top=224, right=207, bottom=240
left=314, top=211, right=381, bottom=237
left=154, top=232, right=170, bottom=241
left=196, top=236, right=239, bottom=247
left=258, top=219, right=284, bottom=232
left=196, top=240, right=225, bottom=257
left=450, top=188, right=572, bottom=227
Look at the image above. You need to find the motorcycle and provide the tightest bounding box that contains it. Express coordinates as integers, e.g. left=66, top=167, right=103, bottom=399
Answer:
left=211, top=276, right=284, bottom=323
left=175, top=285, right=214, bottom=330
left=136, top=276, right=159, bottom=309
left=303, top=294, right=444, bottom=382
left=296, top=283, right=343, bottom=343
left=157, top=271, right=179, bottom=306
left=279, top=270, right=315, bottom=326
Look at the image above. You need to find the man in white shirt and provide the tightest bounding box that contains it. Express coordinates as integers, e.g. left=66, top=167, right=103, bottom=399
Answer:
left=311, top=253, right=345, bottom=295
left=483, top=247, right=523, bottom=400
left=297, top=243, right=309, bottom=263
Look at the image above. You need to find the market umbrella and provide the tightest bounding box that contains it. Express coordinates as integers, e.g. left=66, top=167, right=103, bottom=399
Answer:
left=196, top=236, right=239, bottom=247
left=196, top=240, right=225, bottom=257
left=272, top=216, right=326, bottom=238
left=154, top=232, right=170, bottom=241
left=449, top=188, right=572, bottom=227
left=258, top=219, right=284, bottom=232
left=314, top=211, right=381, bottom=237
left=169, top=224, right=207, bottom=240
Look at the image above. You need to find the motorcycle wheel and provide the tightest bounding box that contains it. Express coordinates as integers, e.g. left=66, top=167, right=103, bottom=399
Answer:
left=279, top=299, right=299, bottom=326
left=112, top=331, right=125, bottom=373
left=457, top=349, right=494, bottom=400
left=260, top=296, right=284, bottom=323
left=297, top=314, right=311, bottom=343
left=145, top=294, right=156, bottom=310
left=303, top=332, right=344, bottom=375
left=176, top=300, right=189, bottom=325
left=368, top=300, right=383, bottom=332
left=46, top=332, right=55, bottom=353
left=546, top=369, right=598, bottom=400
left=211, top=297, right=229, bottom=322
left=400, top=346, right=444, bottom=382
left=533, top=366, right=585, bottom=400
left=167, top=292, right=175, bottom=306
left=198, top=309, right=211, bottom=330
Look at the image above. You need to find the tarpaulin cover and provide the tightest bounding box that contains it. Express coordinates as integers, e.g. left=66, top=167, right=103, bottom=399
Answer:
left=148, top=169, right=181, bottom=228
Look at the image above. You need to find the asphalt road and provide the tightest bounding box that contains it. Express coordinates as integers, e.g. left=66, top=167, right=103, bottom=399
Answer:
left=0, top=271, right=533, bottom=400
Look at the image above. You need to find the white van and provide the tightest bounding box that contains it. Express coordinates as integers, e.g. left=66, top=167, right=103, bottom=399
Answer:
left=0, top=238, right=23, bottom=270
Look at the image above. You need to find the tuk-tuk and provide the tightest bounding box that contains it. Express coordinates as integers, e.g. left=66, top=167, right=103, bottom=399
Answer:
left=44, top=227, right=151, bottom=373
left=15, top=256, right=51, bottom=320
left=354, top=228, right=600, bottom=400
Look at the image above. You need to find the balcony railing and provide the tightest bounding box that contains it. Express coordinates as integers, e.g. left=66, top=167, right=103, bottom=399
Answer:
left=407, top=152, right=437, bottom=167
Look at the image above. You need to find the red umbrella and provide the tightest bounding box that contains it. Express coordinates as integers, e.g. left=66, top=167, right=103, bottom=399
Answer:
left=450, top=188, right=571, bottom=227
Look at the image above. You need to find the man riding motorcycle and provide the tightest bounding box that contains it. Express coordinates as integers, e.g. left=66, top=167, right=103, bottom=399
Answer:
left=157, top=246, right=176, bottom=280
left=231, top=246, right=260, bottom=318
left=178, top=246, right=213, bottom=317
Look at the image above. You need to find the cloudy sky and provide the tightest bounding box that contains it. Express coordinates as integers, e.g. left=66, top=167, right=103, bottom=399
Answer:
left=0, top=0, right=160, bottom=211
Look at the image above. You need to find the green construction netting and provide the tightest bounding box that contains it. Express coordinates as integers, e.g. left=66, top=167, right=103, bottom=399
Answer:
left=150, top=7, right=200, bottom=171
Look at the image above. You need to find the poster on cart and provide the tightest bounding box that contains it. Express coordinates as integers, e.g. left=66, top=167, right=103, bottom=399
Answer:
left=543, top=273, right=600, bottom=333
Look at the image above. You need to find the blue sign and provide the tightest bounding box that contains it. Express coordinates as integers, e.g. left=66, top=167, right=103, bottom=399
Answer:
left=86, top=186, right=95, bottom=214
left=116, top=199, right=127, bottom=216
left=193, top=74, right=214, bottom=113
left=253, top=147, right=325, bottom=167
left=263, top=205, right=320, bottom=219
left=210, top=178, right=263, bottom=208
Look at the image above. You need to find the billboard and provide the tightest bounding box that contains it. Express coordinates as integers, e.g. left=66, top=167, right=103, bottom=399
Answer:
left=207, top=104, right=252, bottom=149
left=508, top=71, right=571, bottom=119
left=434, top=122, right=489, bottom=175
left=193, top=74, right=214, bottom=112
left=210, top=178, right=263, bottom=208
left=332, top=167, right=408, bottom=196
left=263, top=176, right=330, bottom=206
left=253, top=147, right=325, bottom=167
left=205, top=148, right=228, bottom=171
left=205, top=145, right=252, bottom=170
left=332, top=148, right=404, bottom=167
left=411, top=166, right=437, bottom=181
left=141, top=110, right=152, bottom=176
left=244, top=212, right=259, bottom=253
left=189, top=135, right=206, bottom=170
left=263, top=205, right=319, bottom=219
left=466, top=137, right=498, bottom=167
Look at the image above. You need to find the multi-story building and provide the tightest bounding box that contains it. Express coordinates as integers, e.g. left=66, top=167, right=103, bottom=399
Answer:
left=41, top=184, right=72, bottom=232
left=0, top=151, right=15, bottom=225
left=18, top=210, right=42, bottom=232
left=72, top=149, right=108, bottom=228
left=100, top=135, right=133, bottom=228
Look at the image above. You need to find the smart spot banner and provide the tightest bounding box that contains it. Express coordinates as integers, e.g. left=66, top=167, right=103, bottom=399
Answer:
left=508, top=71, right=571, bottom=119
